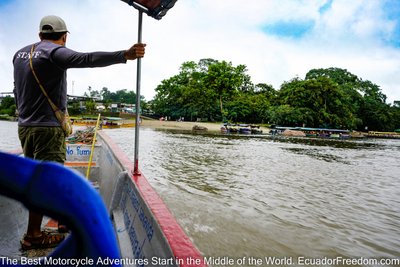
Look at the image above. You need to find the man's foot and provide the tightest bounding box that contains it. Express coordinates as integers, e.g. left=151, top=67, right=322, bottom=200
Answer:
left=21, top=231, right=65, bottom=250
left=58, top=224, right=69, bottom=233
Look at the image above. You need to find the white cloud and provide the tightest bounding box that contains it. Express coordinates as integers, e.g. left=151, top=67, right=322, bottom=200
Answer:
left=1, top=0, right=399, bottom=103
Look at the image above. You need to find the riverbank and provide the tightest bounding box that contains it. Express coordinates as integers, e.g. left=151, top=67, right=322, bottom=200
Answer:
left=139, top=120, right=270, bottom=133
left=140, top=120, right=222, bottom=132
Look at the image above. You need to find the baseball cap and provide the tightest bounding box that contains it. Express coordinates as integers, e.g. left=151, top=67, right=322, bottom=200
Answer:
left=39, top=15, right=69, bottom=33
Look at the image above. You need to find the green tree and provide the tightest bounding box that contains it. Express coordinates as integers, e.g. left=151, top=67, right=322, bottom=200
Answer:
left=180, top=61, right=220, bottom=120
left=255, top=83, right=277, bottom=102
left=0, top=95, right=16, bottom=116
left=151, top=63, right=397, bottom=130
left=85, top=99, right=96, bottom=114
left=101, top=87, right=112, bottom=100
left=152, top=76, right=185, bottom=119
left=390, top=105, right=400, bottom=131
left=225, top=94, right=252, bottom=122
left=152, top=59, right=253, bottom=122
left=267, top=105, right=314, bottom=126
left=276, top=76, right=355, bottom=128
left=114, top=89, right=134, bottom=104
left=205, top=61, right=253, bottom=121
left=103, top=99, right=112, bottom=111
left=305, top=67, right=392, bottom=130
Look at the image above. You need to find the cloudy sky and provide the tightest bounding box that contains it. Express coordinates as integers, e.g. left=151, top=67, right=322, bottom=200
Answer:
left=0, top=0, right=399, bottom=103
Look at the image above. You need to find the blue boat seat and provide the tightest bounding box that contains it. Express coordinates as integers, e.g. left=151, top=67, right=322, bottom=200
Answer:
left=0, top=151, right=121, bottom=266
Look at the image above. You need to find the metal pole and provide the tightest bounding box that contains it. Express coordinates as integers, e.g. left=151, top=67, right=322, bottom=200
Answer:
left=134, top=10, right=143, bottom=175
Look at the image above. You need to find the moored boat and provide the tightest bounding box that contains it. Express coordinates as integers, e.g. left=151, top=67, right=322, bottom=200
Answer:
left=367, top=131, right=400, bottom=139
left=221, top=123, right=263, bottom=135
left=71, top=116, right=98, bottom=127
left=101, top=117, right=122, bottom=129
left=273, top=126, right=351, bottom=139
left=72, top=117, right=136, bottom=129
left=73, top=117, right=121, bottom=129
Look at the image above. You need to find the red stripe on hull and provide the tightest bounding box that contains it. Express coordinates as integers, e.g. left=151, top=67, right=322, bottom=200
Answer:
left=99, top=131, right=207, bottom=267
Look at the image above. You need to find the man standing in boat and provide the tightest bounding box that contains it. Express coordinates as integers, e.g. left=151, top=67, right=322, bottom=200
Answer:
left=13, top=15, right=145, bottom=250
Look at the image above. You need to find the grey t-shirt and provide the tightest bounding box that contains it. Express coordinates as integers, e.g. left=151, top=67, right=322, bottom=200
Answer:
left=13, top=40, right=127, bottom=127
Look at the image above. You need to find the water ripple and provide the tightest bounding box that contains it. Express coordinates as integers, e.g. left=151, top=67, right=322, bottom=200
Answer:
left=104, top=128, right=400, bottom=260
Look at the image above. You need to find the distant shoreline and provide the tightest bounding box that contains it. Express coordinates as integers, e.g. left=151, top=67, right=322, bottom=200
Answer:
left=140, top=120, right=270, bottom=133
left=140, top=120, right=223, bottom=132
left=1, top=116, right=270, bottom=133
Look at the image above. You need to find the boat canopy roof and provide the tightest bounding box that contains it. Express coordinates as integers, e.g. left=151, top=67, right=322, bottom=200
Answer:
left=104, top=117, right=122, bottom=121
left=275, top=126, right=350, bottom=133
left=119, top=0, right=177, bottom=20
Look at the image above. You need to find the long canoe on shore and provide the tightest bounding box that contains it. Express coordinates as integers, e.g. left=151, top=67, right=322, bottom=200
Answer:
left=0, top=131, right=206, bottom=266
left=72, top=117, right=135, bottom=129
left=367, top=131, right=400, bottom=139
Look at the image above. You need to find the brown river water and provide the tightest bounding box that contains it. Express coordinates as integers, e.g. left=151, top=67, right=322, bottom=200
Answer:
left=1, top=121, right=399, bottom=266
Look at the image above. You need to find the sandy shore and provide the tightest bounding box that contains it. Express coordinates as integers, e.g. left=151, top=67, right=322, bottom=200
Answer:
left=140, top=119, right=269, bottom=133
left=140, top=120, right=222, bottom=132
